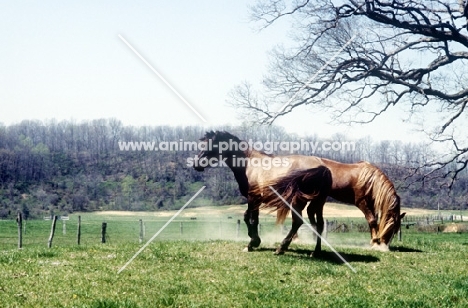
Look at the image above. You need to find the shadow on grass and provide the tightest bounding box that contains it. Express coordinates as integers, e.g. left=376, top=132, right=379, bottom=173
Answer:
left=390, top=246, right=423, bottom=252
left=255, top=247, right=380, bottom=264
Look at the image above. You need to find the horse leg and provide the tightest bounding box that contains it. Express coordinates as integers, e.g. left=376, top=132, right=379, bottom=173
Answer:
left=356, top=200, right=379, bottom=247
left=243, top=207, right=261, bottom=252
left=308, top=207, right=318, bottom=243
left=242, top=193, right=263, bottom=252
left=307, top=198, right=326, bottom=257
left=275, top=202, right=305, bottom=255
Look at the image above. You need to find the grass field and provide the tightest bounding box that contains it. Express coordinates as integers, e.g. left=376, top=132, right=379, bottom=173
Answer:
left=1, top=205, right=467, bottom=307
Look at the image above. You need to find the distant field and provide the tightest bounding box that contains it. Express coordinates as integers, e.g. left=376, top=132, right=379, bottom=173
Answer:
left=1, top=205, right=467, bottom=307
left=92, top=202, right=463, bottom=218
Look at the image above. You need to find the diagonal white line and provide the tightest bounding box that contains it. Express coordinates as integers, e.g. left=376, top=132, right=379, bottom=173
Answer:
left=117, top=186, right=206, bottom=274
left=269, top=34, right=357, bottom=123
left=118, top=34, right=207, bottom=123
left=268, top=186, right=357, bottom=273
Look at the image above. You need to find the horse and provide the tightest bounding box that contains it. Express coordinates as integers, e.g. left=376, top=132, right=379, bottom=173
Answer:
left=193, top=130, right=405, bottom=254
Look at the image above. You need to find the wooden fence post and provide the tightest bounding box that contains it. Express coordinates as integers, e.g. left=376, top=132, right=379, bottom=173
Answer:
left=48, top=215, right=58, bottom=248
left=139, top=219, right=144, bottom=243
left=236, top=219, right=240, bottom=238
left=101, top=222, right=107, bottom=243
left=77, top=215, right=81, bottom=245
left=63, top=219, right=66, bottom=235
left=180, top=221, right=183, bottom=236
left=16, top=212, right=23, bottom=249
left=398, top=226, right=402, bottom=241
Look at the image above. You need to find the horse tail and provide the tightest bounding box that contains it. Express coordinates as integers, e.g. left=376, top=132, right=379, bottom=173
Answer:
left=259, top=166, right=332, bottom=224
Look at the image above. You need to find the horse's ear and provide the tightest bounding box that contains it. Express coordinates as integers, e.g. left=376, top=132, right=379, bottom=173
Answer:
left=400, top=213, right=406, bottom=220
left=203, top=131, right=215, bottom=139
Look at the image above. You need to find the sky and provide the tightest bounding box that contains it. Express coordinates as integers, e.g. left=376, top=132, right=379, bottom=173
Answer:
left=1, top=0, right=426, bottom=142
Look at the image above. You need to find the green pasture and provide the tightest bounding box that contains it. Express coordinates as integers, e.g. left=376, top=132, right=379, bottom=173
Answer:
left=0, top=208, right=467, bottom=307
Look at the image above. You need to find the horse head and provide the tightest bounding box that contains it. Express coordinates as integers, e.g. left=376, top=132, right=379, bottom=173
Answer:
left=193, top=131, right=217, bottom=171
left=193, top=131, right=241, bottom=172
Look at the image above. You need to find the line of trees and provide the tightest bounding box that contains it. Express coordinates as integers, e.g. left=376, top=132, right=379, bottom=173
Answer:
left=0, top=119, right=466, bottom=219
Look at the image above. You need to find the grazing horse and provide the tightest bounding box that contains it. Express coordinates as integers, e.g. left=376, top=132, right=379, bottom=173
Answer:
left=194, top=131, right=405, bottom=253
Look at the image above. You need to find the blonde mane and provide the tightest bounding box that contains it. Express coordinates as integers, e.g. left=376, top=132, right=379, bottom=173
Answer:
left=356, top=163, right=400, bottom=241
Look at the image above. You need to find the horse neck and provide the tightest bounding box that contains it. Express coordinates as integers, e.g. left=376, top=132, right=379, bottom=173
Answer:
left=224, top=150, right=250, bottom=198
left=222, top=149, right=269, bottom=198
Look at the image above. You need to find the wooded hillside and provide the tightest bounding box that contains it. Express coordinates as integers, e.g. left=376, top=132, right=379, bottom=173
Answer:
left=0, top=119, right=466, bottom=219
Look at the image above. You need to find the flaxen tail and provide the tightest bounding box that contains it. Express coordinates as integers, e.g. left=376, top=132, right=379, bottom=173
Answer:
left=257, top=166, right=332, bottom=224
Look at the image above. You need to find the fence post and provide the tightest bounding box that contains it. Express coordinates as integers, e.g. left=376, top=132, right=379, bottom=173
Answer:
left=398, top=226, right=402, bottom=241
left=101, top=222, right=107, bottom=243
left=236, top=219, right=240, bottom=238
left=77, top=216, right=81, bottom=245
left=48, top=215, right=58, bottom=248
left=180, top=221, right=183, bottom=236
left=63, top=219, right=66, bottom=235
left=139, top=219, right=144, bottom=243
left=16, top=212, right=23, bottom=249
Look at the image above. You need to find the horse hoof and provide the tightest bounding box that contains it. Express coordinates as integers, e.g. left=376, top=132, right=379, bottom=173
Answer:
left=251, top=238, right=261, bottom=248
left=310, top=251, right=321, bottom=258
left=274, top=249, right=285, bottom=255
left=372, top=244, right=389, bottom=252
left=242, top=246, right=253, bottom=252
left=379, top=244, right=390, bottom=252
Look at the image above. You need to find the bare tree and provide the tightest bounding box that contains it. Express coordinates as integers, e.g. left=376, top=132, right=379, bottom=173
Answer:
left=230, top=0, right=468, bottom=185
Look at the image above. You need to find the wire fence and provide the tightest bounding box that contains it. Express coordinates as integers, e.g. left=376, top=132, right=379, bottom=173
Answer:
left=1, top=213, right=466, bottom=250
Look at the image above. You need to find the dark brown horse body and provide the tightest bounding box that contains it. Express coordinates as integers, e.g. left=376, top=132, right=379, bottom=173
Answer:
left=194, top=131, right=405, bottom=254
